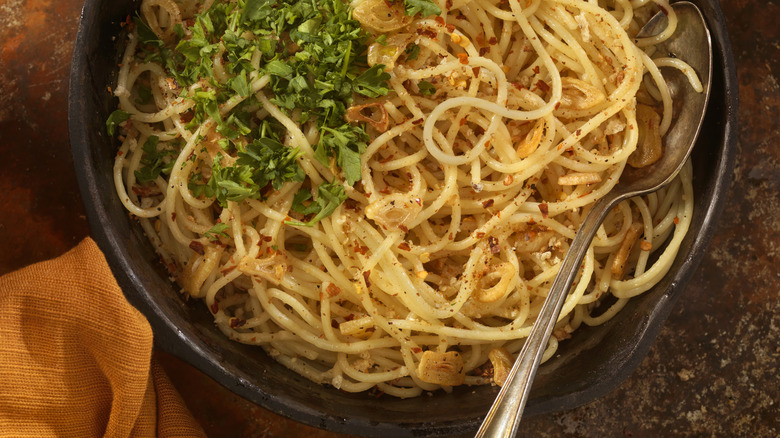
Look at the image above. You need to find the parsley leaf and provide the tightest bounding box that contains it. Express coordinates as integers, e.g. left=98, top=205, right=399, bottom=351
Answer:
left=134, top=84, right=153, bottom=105
left=405, top=43, right=420, bottom=61
left=229, top=69, right=250, bottom=97
left=135, top=136, right=178, bottom=183
left=134, top=15, right=163, bottom=46
left=404, top=0, right=442, bottom=17
left=236, top=138, right=305, bottom=190
left=418, top=80, right=436, bottom=95
left=291, top=188, right=317, bottom=214
left=353, top=65, right=391, bottom=98
left=208, top=156, right=259, bottom=204
left=204, top=223, right=230, bottom=242
left=286, top=182, right=348, bottom=227
left=106, top=109, right=130, bottom=136
left=318, top=125, right=367, bottom=185
left=265, top=60, right=294, bottom=78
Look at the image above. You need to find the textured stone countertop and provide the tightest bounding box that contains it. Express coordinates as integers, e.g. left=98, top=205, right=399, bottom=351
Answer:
left=0, top=0, right=776, bottom=436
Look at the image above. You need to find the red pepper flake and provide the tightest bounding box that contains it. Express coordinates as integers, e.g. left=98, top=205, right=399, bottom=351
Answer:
left=416, top=28, right=438, bottom=39
left=478, top=47, right=490, bottom=56
left=482, top=199, right=494, bottom=208
left=475, top=231, right=486, bottom=239
left=379, top=186, right=392, bottom=194
left=116, top=150, right=124, bottom=157
left=445, top=24, right=455, bottom=33
left=362, top=270, right=372, bottom=288
left=434, top=16, right=445, bottom=25
left=326, top=283, right=342, bottom=297
left=539, top=203, right=549, bottom=218
left=412, top=347, right=423, bottom=353
left=263, top=235, right=273, bottom=242
left=472, top=67, right=481, bottom=77
left=210, top=301, right=219, bottom=314
left=554, top=101, right=561, bottom=110
left=674, top=217, right=680, bottom=224
left=171, top=212, right=177, bottom=221
left=180, top=111, right=195, bottom=123
left=445, top=0, right=453, bottom=8
left=533, top=66, right=540, bottom=74
left=457, top=53, right=469, bottom=64
left=339, top=199, right=357, bottom=212
left=488, top=236, right=501, bottom=254
left=189, top=240, right=205, bottom=255
left=488, top=36, right=498, bottom=45
left=576, top=129, right=582, bottom=136
left=412, top=118, right=424, bottom=125
left=535, top=80, right=550, bottom=93
left=476, top=34, right=485, bottom=45
left=397, top=242, right=411, bottom=251
left=353, top=242, right=369, bottom=255
left=399, top=224, right=409, bottom=233
left=229, top=317, right=246, bottom=329
left=459, top=117, right=468, bottom=126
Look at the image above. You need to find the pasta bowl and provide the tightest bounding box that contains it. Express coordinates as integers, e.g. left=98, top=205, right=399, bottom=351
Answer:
left=69, top=0, right=737, bottom=436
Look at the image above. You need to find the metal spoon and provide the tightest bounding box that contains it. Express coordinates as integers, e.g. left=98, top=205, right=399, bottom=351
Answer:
left=476, top=3, right=712, bottom=437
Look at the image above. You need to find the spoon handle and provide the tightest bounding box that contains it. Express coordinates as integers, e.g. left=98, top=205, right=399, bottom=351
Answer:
left=476, top=194, right=619, bottom=438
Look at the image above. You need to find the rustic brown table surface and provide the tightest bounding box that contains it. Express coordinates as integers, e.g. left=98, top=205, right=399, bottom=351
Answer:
left=1, top=1, right=777, bottom=437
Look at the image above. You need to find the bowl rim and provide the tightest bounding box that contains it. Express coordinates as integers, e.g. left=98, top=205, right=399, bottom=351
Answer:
left=67, top=0, right=739, bottom=435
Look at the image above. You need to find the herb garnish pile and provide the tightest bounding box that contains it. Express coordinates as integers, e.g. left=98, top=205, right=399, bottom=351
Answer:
left=109, top=0, right=441, bottom=225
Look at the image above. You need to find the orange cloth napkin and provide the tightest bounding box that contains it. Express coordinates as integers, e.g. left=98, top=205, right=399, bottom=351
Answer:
left=0, top=238, right=206, bottom=437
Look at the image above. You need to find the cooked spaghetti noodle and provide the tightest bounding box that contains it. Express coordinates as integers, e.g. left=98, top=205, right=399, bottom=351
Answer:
left=111, top=0, right=699, bottom=397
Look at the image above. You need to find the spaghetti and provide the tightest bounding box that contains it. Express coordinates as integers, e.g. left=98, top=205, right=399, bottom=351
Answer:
left=111, top=0, right=699, bottom=397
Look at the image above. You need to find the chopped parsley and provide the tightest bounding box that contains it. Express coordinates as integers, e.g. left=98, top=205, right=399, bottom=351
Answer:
left=106, top=109, right=130, bottom=136
left=403, top=0, right=442, bottom=18
left=204, top=223, right=231, bottom=242
left=404, top=43, right=421, bottom=61
left=418, top=80, right=436, bottom=96
left=134, top=136, right=178, bottom=183
left=287, top=181, right=348, bottom=227
left=112, top=0, right=398, bottom=225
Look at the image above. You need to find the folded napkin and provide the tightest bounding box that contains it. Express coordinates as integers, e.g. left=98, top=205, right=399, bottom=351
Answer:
left=0, top=238, right=206, bottom=437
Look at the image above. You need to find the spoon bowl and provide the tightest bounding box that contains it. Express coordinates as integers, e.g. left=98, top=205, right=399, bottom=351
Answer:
left=618, top=1, right=713, bottom=197
left=477, top=3, right=713, bottom=437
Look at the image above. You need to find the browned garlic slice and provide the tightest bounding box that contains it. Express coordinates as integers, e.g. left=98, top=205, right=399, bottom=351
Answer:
left=417, top=350, right=466, bottom=386
left=488, top=348, right=513, bottom=387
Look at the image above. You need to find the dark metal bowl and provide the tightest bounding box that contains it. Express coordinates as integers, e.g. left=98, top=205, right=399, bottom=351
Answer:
left=68, top=1, right=738, bottom=436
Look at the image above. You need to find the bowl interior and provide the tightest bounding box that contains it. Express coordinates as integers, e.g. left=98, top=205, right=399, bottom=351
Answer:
left=68, top=1, right=738, bottom=436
